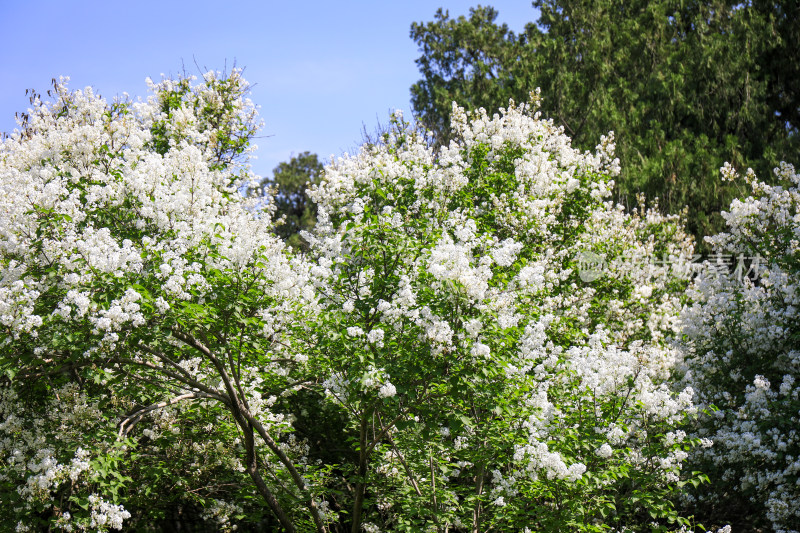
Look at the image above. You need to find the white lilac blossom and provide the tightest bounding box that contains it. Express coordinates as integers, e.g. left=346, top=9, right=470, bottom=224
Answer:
left=378, top=383, right=397, bottom=399
left=595, top=443, right=614, bottom=459
left=366, top=328, right=385, bottom=347
left=678, top=162, right=800, bottom=532
left=88, top=495, right=131, bottom=531
left=201, top=498, right=244, bottom=532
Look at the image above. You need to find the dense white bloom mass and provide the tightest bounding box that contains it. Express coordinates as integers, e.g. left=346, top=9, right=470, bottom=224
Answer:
left=679, top=162, right=800, bottom=532
left=304, top=94, right=700, bottom=530
left=0, top=71, right=317, bottom=531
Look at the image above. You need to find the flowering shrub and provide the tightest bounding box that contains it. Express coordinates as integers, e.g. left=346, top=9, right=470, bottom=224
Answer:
left=299, top=99, right=705, bottom=531
left=1, top=72, right=716, bottom=532
left=679, top=163, right=800, bottom=532
left=0, top=71, right=322, bottom=531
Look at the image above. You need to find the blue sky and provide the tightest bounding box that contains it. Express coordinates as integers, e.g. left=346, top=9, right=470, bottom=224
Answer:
left=0, top=1, right=538, bottom=180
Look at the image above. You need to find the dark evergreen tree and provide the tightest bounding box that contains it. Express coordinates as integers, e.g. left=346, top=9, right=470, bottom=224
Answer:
left=262, top=151, right=324, bottom=251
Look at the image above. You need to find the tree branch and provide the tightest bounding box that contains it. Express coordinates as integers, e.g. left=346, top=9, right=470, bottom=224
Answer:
left=117, top=391, right=225, bottom=439
left=171, top=327, right=327, bottom=533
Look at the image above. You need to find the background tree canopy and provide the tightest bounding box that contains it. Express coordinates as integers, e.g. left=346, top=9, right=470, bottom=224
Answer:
left=410, top=0, right=799, bottom=248
left=261, top=151, right=324, bottom=251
